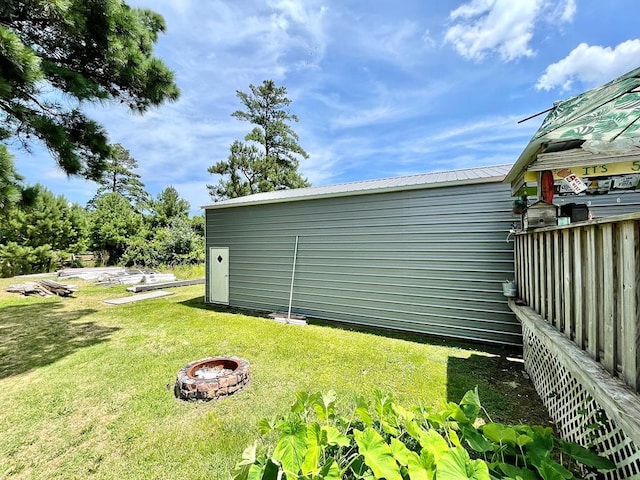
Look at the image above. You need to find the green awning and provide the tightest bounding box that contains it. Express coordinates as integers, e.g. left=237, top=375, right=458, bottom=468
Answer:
left=506, top=66, right=640, bottom=184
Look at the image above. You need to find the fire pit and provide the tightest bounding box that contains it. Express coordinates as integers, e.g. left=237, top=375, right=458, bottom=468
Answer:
left=174, top=356, right=250, bottom=401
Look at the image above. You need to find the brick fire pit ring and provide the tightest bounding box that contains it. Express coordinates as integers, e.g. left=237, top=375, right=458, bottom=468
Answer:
left=175, top=356, right=250, bottom=401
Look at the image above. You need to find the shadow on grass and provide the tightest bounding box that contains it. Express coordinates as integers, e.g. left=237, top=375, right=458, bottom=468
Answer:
left=0, top=302, right=119, bottom=379
left=447, top=354, right=551, bottom=426
left=179, top=295, right=273, bottom=317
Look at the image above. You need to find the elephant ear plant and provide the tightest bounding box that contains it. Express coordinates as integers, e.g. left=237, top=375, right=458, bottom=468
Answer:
left=232, top=388, right=615, bottom=480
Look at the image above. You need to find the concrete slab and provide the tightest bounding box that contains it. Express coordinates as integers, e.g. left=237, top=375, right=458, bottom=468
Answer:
left=104, top=291, right=174, bottom=305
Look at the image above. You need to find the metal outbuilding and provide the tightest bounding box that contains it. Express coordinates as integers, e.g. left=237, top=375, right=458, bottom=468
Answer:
left=204, top=164, right=523, bottom=346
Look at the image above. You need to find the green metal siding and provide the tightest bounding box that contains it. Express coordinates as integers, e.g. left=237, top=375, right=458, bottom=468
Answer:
left=206, top=181, right=521, bottom=345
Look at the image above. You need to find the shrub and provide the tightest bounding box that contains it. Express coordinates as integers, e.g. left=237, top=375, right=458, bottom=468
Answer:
left=233, top=389, right=614, bottom=480
left=0, top=242, right=57, bottom=277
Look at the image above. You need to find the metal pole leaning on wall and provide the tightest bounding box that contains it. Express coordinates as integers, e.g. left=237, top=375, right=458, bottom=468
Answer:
left=287, top=235, right=299, bottom=322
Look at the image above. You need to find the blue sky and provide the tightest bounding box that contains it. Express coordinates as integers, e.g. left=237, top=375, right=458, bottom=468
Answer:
left=9, top=0, right=640, bottom=214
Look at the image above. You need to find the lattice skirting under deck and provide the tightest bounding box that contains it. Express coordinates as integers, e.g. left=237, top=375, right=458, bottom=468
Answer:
left=521, top=317, right=640, bottom=479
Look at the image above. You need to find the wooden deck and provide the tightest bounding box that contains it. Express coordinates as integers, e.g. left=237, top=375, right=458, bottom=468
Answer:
left=513, top=211, right=640, bottom=393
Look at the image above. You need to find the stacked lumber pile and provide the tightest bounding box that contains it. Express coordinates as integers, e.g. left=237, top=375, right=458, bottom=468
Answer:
left=57, top=267, right=176, bottom=285
left=57, top=267, right=125, bottom=281
left=6, top=279, right=77, bottom=297
left=96, top=269, right=176, bottom=286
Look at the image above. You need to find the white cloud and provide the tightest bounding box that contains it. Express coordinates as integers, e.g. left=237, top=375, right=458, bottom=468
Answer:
left=558, top=0, right=576, bottom=22
left=536, top=40, right=640, bottom=91
left=444, top=0, right=575, bottom=62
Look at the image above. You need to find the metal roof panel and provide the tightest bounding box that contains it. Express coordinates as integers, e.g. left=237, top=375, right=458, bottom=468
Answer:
left=203, top=164, right=512, bottom=210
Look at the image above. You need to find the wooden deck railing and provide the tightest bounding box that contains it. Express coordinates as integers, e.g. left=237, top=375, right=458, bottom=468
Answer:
left=514, top=211, right=640, bottom=393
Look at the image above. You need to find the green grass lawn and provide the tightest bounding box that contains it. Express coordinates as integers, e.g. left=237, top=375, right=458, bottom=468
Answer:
left=0, top=274, right=550, bottom=479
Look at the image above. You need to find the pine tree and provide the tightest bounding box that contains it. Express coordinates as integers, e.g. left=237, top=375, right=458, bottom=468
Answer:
left=91, top=144, right=149, bottom=207
left=208, top=80, right=310, bottom=200
left=0, top=0, right=179, bottom=180
left=148, top=186, right=190, bottom=228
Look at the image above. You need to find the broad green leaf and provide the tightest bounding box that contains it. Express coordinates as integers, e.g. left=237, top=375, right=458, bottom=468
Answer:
left=301, top=422, right=323, bottom=475
left=525, top=428, right=554, bottom=466
left=459, top=388, right=481, bottom=423
left=498, top=463, right=540, bottom=480
left=373, top=390, right=394, bottom=418
left=247, top=464, right=265, bottom=480
left=417, top=429, right=449, bottom=463
left=391, top=403, right=415, bottom=426
left=353, top=428, right=402, bottom=480
left=533, top=458, right=573, bottom=480
left=446, top=402, right=470, bottom=424
left=313, top=390, right=337, bottom=423
left=449, top=429, right=462, bottom=448
left=557, top=439, right=616, bottom=470
left=427, top=411, right=448, bottom=429
left=459, top=424, right=494, bottom=453
left=436, top=447, right=491, bottom=480
left=322, top=425, right=350, bottom=447
left=390, top=437, right=410, bottom=466
left=258, top=417, right=276, bottom=436
left=355, top=396, right=374, bottom=426
left=233, top=442, right=258, bottom=480
left=291, top=391, right=311, bottom=413
left=406, top=420, right=426, bottom=441
left=272, top=419, right=308, bottom=478
left=516, top=434, right=533, bottom=447
left=238, top=441, right=257, bottom=466
left=381, top=419, right=399, bottom=436
left=482, top=423, right=518, bottom=445
left=406, top=450, right=435, bottom=480
left=319, top=459, right=341, bottom=480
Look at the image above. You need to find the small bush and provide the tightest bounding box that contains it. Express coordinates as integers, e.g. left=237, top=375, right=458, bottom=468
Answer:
left=233, top=389, right=614, bottom=480
left=0, top=242, right=57, bottom=277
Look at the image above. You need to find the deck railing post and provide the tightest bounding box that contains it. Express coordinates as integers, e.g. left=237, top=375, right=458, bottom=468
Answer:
left=515, top=212, right=640, bottom=393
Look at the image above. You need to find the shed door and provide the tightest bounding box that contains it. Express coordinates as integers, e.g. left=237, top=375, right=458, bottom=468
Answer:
left=209, top=247, right=229, bottom=304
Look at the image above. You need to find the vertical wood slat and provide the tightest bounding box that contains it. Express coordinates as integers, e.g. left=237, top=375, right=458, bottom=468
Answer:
left=619, top=221, right=639, bottom=390
left=533, top=233, right=540, bottom=313
left=539, top=234, right=547, bottom=319
left=553, top=231, right=562, bottom=330
left=516, top=217, right=638, bottom=393
left=601, top=223, right=616, bottom=374
left=520, top=236, right=526, bottom=301
left=545, top=232, right=553, bottom=323
left=519, top=236, right=526, bottom=303
left=521, top=235, right=527, bottom=303
left=527, top=234, right=534, bottom=305
left=516, top=236, right=523, bottom=300
left=562, top=230, right=572, bottom=339
left=573, top=229, right=584, bottom=348
left=585, top=226, right=597, bottom=359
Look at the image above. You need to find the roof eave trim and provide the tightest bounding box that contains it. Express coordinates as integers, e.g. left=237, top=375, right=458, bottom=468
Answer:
left=202, top=174, right=507, bottom=210
left=504, top=139, right=546, bottom=183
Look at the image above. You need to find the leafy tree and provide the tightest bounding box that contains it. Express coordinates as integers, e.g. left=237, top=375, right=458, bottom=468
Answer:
left=123, top=187, right=203, bottom=267
left=91, top=143, right=149, bottom=207
left=0, top=186, right=89, bottom=276
left=148, top=185, right=190, bottom=228
left=208, top=80, right=310, bottom=200
left=190, top=214, right=205, bottom=236
left=0, top=0, right=179, bottom=180
left=0, top=186, right=88, bottom=252
left=89, top=192, right=142, bottom=265
left=122, top=217, right=204, bottom=268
